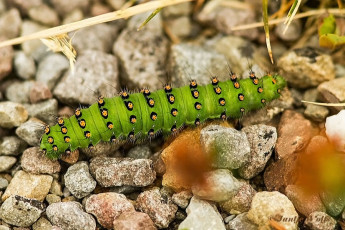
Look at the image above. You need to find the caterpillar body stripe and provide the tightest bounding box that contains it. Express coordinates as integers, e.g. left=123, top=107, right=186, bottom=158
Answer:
left=40, top=73, right=286, bottom=159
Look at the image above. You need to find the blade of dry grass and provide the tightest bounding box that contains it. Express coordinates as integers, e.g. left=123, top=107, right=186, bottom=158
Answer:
left=263, top=0, right=274, bottom=64
left=0, top=0, right=192, bottom=48
left=302, top=101, right=345, bottom=107
left=137, top=7, right=162, bottom=31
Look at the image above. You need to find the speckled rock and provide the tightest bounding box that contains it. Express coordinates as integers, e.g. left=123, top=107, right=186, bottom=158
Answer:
left=32, top=217, right=53, bottom=230
left=320, top=191, right=345, bottom=217
left=220, top=182, right=256, bottom=214
left=318, top=77, right=345, bottom=112
left=46, top=202, right=96, bottom=230
left=127, top=145, right=152, bottom=159
left=53, top=50, right=119, bottom=105
left=200, top=125, right=250, bottom=169
left=15, top=118, right=45, bottom=146
left=172, top=190, right=193, bottom=209
left=286, top=185, right=325, bottom=217
left=46, top=194, right=61, bottom=204
left=136, top=187, right=178, bottom=228
left=278, top=47, right=335, bottom=88
left=89, top=157, right=156, bottom=187
left=0, top=156, right=16, bottom=172
left=29, top=82, right=52, bottom=103
left=276, top=110, right=318, bottom=159
left=168, top=43, right=228, bottom=87
left=0, top=136, right=27, bottom=156
left=304, top=104, right=329, bottom=122
left=21, top=147, right=61, bottom=174
left=21, top=20, right=49, bottom=61
left=247, top=191, right=298, bottom=230
left=28, top=4, right=59, bottom=26
left=305, top=211, right=336, bottom=230
left=275, top=20, right=302, bottom=41
left=238, top=125, right=277, bottom=179
left=0, top=37, right=13, bottom=80
left=49, top=179, right=63, bottom=196
left=227, top=213, right=258, bottom=230
left=24, top=99, right=58, bottom=126
left=113, top=12, right=168, bottom=90
left=64, top=161, right=96, bottom=199
left=178, top=196, right=226, bottom=230
left=113, top=211, right=157, bottom=230
left=5, top=81, right=33, bottom=104
left=264, top=154, right=298, bottom=192
left=72, top=23, right=120, bottom=54
left=325, top=110, right=345, bottom=152
left=51, top=0, right=90, bottom=15
left=0, top=195, right=45, bottom=227
left=0, top=9, right=22, bottom=39
left=60, top=149, right=79, bottom=164
left=85, top=192, right=135, bottom=229
left=192, top=169, right=240, bottom=202
left=36, top=53, right=69, bottom=90
left=2, top=170, right=53, bottom=202
left=14, top=51, right=36, bottom=80
left=0, top=102, right=28, bottom=128
left=197, top=2, right=258, bottom=40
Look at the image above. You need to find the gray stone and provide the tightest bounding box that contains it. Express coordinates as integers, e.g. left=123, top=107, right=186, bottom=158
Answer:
left=0, top=156, right=16, bottom=172
left=318, top=77, right=345, bottom=112
left=275, top=20, right=302, bottom=42
left=162, top=2, right=191, bottom=17
left=192, top=169, right=240, bottom=202
left=0, top=8, right=22, bottom=39
left=14, top=51, right=36, bottom=80
left=278, top=47, right=335, bottom=88
left=36, top=53, right=69, bottom=90
left=45, top=194, right=61, bottom=204
left=320, top=191, right=345, bottom=217
left=304, top=104, right=329, bottom=122
left=0, top=136, right=27, bottom=156
left=0, top=102, right=28, bottom=128
left=24, top=99, right=58, bottom=126
left=51, top=0, right=90, bottom=15
left=5, top=81, right=33, bottom=104
left=90, top=157, right=156, bottom=187
left=0, top=177, right=8, bottom=190
left=172, top=190, right=193, bottom=209
left=127, top=145, right=152, bottom=159
left=49, top=179, right=63, bottom=196
left=227, top=213, right=258, bottom=230
left=53, top=50, right=119, bottom=105
left=305, top=211, right=336, bottom=230
left=46, top=202, right=96, bottom=230
left=0, top=195, right=45, bottom=227
left=238, top=125, right=277, bottom=179
left=303, top=88, right=319, bottom=102
left=64, top=161, right=96, bottom=199
left=28, top=4, right=59, bottom=27
left=15, top=118, right=45, bottom=146
left=136, top=187, right=178, bottom=228
left=200, top=125, right=250, bottom=169
left=21, top=147, right=61, bottom=174
left=10, top=0, right=42, bottom=14
left=168, top=43, right=228, bottom=87
left=178, top=197, right=226, bottom=230
left=32, top=217, right=53, bottom=230
left=164, top=17, right=193, bottom=38
left=113, top=12, right=169, bottom=90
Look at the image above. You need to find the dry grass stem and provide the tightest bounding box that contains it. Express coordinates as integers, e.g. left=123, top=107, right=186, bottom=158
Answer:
left=302, top=101, right=345, bottom=107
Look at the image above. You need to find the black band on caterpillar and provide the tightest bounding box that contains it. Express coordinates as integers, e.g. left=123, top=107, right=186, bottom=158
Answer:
left=40, top=74, right=286, bottom=159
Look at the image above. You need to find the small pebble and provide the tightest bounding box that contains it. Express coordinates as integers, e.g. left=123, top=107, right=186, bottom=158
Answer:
left=51, top=0, right=90, bottom=15
left=32, top=217, right=53, bottom=230
left=2, top=170, right=53, bottom=202
left=164, top=17, right=193, bottom=38
left=45, top=194, right=61, bottom=204
left=0, top=37, right=13, bottom=80
left=10, top=0, right=42, bottom=14
left=325, top=110, right=345, bottom=152
left=29, top=82, right=53, bottom=104
left=278, top=47, right=335, bottom=88
left=49, top=179, right=63, bottom=196
left=5, top=81, right=33, bottom=104
left=238, top=125, right=277, bottom=179
left=113, top=211, right=157, bottom=230
left=89, top=157, right=156, bottom=187
left=178, top=196, right=226, bottom=230
left=14, top=51, right=36, bottom=80
left=64, top=161, right=96, bottom=199
left=318, top=77, right=345, bottom=112
left=304, top=104, right=329, bottom=122
left=0, top=195, right=45, bottom=227
left=172, top=190, right=193, bottom=209
left=0, top=9, right=22, bottom=39
left=136, top=187, right=178, bottom=228
left=85, top=192, right=135, bottom=229
left=191, top=169, right=240, bottom=202
left=0, top=102, right=28, bottom=128
left=28, top=4, right=59, bottom=26
left=162, top=2, right=191, bottom=17
left=227, top=213, right=258, bottom=230
left=0, top=136, right=27, bottom=156
left=320, top=191, right=345, bottom=217
left=304, top=211, right=336, bottom=230
left=200, top=125, right=250, bottom=169
left=0, top=156, right=16, bottom=172
left=305, top=135, right=329, bottom=155
left=79, top=141, right=121, bottom=158
left=127, top=145, right=152, bottom=159
left=46, top=202, right=96, bottom=230
left=247, top=191, right=298, bottom=230
left=275, top=20, right=302, bottom=41
left=21, top=147, right=61, bottom=174
left=24, top=99, right=58, bottom=126
left=0, top=177, right=9, bottom=190
left=15, top=118, right=45, bottom=146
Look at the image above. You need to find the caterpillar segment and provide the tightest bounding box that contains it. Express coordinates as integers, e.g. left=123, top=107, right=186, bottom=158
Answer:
left=40, top=74, right=286, bottom=159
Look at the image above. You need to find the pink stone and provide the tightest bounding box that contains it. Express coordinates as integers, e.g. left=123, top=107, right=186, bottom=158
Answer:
left=113, top=211, right=157, bottom=230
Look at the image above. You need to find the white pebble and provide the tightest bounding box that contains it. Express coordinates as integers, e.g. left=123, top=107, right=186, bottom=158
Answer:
left=325, top=110, right=345, bottom=152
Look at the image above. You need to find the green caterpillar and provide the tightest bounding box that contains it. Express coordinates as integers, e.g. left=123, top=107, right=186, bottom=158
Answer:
left=40, top=72, right=286, bottom=159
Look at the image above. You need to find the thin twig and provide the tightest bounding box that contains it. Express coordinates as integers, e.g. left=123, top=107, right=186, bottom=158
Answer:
left=0, top=0, right=192, bottom=48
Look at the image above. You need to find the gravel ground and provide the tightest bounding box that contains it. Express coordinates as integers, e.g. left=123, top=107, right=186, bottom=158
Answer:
left=0, top=0, right=345, bottom=230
